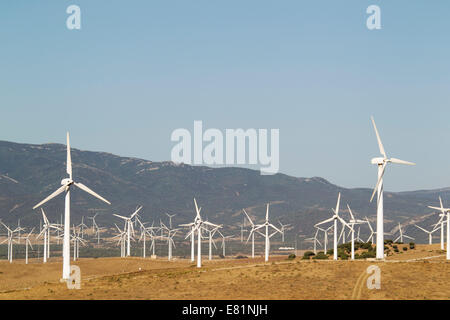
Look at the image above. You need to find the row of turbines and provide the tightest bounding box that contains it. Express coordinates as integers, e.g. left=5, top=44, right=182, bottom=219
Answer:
left=305, top=117, right=449, bottom=261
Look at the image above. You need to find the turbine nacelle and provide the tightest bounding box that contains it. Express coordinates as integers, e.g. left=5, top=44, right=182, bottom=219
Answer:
left=371, top=157, right=385, bottom=165
left=61, top=178, right=73, bottom=186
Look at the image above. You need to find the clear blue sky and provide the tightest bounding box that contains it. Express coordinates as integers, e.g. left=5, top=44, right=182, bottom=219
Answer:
left=1, top=1, right=449, bottom=191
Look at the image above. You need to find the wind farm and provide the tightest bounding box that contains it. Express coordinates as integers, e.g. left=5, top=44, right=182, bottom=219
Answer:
left=0, top=120, right=449, bottom=301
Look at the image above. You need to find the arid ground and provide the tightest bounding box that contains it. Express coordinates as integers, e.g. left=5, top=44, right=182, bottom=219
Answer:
left=0, top=244, right=448, bottom=300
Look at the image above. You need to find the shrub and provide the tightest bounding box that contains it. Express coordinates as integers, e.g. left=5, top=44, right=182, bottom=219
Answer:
left=288, top=254, right=296, bottom=260
left=360, top=243, right=372, bottom=250
left=327, top=249, right=333, bottom=255
left=312, top=252, right=328, bottom=260
left=360, top=251, right=376, bottom=259
left=302, top=251, right=315, bottom=259
left=403, top=247, right=408, bottom=251
left=235, top=255, right=248, bottom=259
left=338, top=250, right=349, bottom=260
left=409, top=242, right=415, bottom=250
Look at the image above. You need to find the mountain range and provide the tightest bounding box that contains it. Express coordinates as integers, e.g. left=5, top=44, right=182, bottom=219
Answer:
left=1, top=140, right=449, bottom=243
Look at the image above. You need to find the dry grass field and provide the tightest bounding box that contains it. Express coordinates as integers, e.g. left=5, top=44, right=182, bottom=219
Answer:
left=0, top=244, right=448, bottom=300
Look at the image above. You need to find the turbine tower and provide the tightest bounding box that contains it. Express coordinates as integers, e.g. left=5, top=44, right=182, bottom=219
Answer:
left=33, top=132, right=111, bottom=280
left=369, top=117, right=415, bottom=259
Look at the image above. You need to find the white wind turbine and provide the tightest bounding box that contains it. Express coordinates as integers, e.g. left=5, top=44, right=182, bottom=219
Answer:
left=88, top=213, right=99, bottom=233
left=240, top=216, right=248, bottom=243
left=429, top=197, right=449, bottom=251
left=248, top=204, right=282, bottom=262
left=70, top=225, right=85, bottom=261
left=394, top=223, right=414, bottom=243
left=315, top=193, right=353, bottom=260
left=33, top=132, right=111, bottom=280
left=202, top=224, right=221, bottom=261
left=428, top=197, right=450, bottom=259
left=181, top=198, right=218, bottom=268
left=112, top=223, right=127, bottom=258
left=346, top=204, right=367, bottom=260
left=305, top=229, right=322, bottom=254
left=113, top=206, right=142, bottom=257
left=166, top=213, right=176, bottom=229
left=316, top=225, right=332, bottom=254
left=369, top=117, right=415, bottom=259
left=414, top=224, right=440, bottom=245
left=217, top=230, right=233, bottom=257
left=278, top=221, right=291, bottom=242
left=365, top=217, right=376, bottom=244
left=160, top=220, right=180, bottom=261
left=20, top=228, right=35, bottom=264
left=36, top=208, right=62, bottom=263
left=243, top=209, right=257, bottom=258
left=137, top=218, right=149, bottom=258
left=78, top=216, right=87, bottom=239
left=0, top=221, right=20, bottom=263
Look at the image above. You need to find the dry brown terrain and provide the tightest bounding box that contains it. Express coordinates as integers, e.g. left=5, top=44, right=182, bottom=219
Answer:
left=0, top=244, right=449, bottom=300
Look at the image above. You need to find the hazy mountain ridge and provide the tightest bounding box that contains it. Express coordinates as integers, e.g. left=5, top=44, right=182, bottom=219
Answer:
left=0, top=140, right=449, bottom=242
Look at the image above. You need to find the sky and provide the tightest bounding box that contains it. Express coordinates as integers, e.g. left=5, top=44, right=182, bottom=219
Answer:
left=0, top=1, right=449, bottom=191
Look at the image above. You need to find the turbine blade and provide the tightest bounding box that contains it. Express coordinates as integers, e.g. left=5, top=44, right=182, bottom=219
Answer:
left=371, top=116, right=387, bottom=158
left=390, top=158, right=415, bottom=166
left=33, top=185, right=66, bottom=209
left=242, top=209, right=254, bottom=227
left=130, top=206, right=143, bottom=219
left=66, top=132, right=72, bottom=179
left=370, top=162, right=387, bottom=203
left=74, top=182, right=111, bottom=205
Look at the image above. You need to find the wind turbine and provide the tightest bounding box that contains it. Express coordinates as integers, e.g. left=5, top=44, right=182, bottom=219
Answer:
left=217, top=230, right=233, bottom=257
left=316, top=225, right=332, bottom=254
left=181, top=198, right=218, bottom=268
left=428, top=197, right=450, bottom=259
left=36, top=208, right=61, bottom=263
left=88, top=213, right=99, bottom=233
left=278, top=221, right=291, bottom=242
left=394, top=223, right=414, bottom=243
left=414, top=224, right=440, bottom=245
left=32, top=132, right=111, bottom=280
left=365, top=217, right=376, bottom=244
left=346, top=204, right=366, bottom=260
left=305, top=229, right=322, bottom=254
left=166, top=213, right=176, bottom=229
left=70, top=225, right=85, bottom=261
left=429, top=197, right=449, bottom=251
left=112, top=223, right=127, bottom=258
left=315, top=193, right=353, bottom=260
left=113, top=206, right=143, bottom=257
left=248, top=204, right=282, bottom=262
left=202, top=224, right=221, bottom=261
left=243, top=209, right=256, bottom=258
left=160, top=220, right=180, bottom=261
left=19, top=228, right=35, bottom=264
left=0, top=221, right=20, bottom=263
left=78, top=216, right=88, bottom=239
left=369, top=117, right=415, bottom=259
